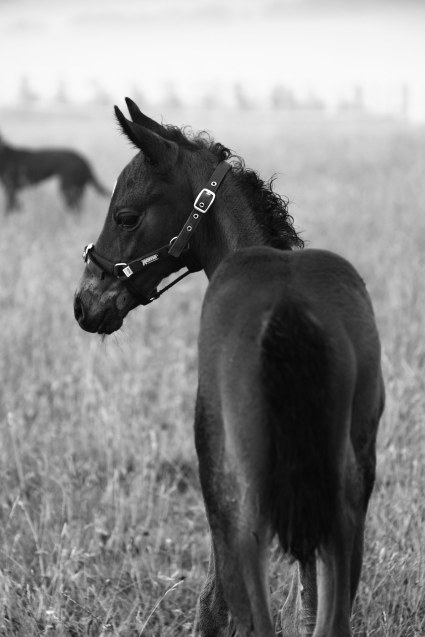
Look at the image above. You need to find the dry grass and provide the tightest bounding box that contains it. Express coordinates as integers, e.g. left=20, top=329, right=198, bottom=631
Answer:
left=0, top=106, right=424, bottom=636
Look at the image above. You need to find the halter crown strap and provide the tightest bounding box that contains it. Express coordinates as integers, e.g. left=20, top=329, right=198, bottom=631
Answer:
left=168, top=161, right=231, bottom=259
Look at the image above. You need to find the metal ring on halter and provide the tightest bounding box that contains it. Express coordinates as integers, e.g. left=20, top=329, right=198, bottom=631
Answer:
left=82, top=243, right=94, bottom=262
left=169, top=235, right=190, bottom=255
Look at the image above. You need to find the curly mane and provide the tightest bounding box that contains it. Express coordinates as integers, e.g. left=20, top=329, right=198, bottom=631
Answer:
left=161, top=125, right=304, bottom=251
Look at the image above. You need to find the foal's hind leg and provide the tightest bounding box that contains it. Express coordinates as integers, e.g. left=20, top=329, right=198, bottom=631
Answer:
left=312, top=455, right=362, bottom=637
left=195, top=400, right=275, bottom=636
left=281, top=559, right=317, bottom=637
left=198, top=507, right=275, bottom=637
left=349, top=463, right=376, bottom=605
left=198, top=540, right=231, bottom=636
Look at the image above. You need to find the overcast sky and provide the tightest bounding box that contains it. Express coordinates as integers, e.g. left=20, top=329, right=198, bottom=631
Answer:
left=0, top=0, right=424, bottom=118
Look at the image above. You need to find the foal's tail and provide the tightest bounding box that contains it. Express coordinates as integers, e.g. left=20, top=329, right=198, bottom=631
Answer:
left=261, top=299, right=337, bottom=564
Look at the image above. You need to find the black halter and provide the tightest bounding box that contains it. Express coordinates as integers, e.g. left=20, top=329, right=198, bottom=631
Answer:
left=82, top=161, right=231, bottom=305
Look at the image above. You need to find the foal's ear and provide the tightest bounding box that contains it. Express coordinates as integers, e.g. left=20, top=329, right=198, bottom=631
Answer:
left=125, top=98, right=168, bottom=137
left=114, top=106, right=178, bottom=167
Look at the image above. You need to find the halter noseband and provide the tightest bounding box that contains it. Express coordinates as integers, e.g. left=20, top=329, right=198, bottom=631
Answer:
left=82, top=161, right=231, bottom=305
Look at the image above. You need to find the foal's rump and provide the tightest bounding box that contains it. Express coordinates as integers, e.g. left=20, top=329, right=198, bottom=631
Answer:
left=198, top=246, right=380, bottom=561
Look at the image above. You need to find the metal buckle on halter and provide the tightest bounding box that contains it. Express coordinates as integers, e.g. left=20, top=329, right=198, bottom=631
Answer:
left=194, top=188, right=215, bottom=213
left=82, top=243, right=94, bottom=262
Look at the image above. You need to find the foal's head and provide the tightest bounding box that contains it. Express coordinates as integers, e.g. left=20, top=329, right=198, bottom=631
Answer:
left=74, top=99, right=214, bottom=333
left=74, top=98, right=302, bottom=334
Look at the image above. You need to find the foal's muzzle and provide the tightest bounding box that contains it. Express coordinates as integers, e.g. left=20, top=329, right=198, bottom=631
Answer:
left=74, top=273, right=138, bottom=335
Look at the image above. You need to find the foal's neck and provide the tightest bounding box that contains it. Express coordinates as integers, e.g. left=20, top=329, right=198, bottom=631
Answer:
left=191, top=165, right=267, bottom=279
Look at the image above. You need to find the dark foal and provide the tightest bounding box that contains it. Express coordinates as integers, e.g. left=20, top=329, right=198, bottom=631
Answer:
left=0, top=135, right=109, bottom=212
left=74, top=99, right=384, bottom=637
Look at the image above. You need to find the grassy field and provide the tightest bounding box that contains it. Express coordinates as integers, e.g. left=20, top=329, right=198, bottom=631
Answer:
left=0, top=105, right=424, bottom=636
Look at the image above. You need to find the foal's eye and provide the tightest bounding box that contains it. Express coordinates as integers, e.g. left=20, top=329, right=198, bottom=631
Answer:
left=115, top=210, right=141, bottom=231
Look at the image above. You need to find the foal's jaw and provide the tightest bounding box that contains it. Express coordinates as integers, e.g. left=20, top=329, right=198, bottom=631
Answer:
left=74, top=275, right=138, bottom=335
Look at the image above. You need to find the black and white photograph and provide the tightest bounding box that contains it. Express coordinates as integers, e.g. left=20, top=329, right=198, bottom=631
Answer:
left=0, top=1, right=423, bottom=635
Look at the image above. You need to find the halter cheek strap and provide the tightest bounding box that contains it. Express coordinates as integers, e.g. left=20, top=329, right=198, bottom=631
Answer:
left=82, top=160, right=231, bottom=305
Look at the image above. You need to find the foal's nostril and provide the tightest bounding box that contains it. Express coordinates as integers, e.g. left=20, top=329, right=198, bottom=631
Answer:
left=73, top=294, right=85, bottom=323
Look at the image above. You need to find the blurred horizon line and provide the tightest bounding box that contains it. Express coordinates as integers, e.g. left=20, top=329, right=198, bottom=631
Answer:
left=1, top=76, right=422, bottom=123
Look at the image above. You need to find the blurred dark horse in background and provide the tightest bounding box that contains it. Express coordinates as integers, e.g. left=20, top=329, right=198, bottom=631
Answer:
left=74, top=99, right=384, bottom=637
left=0, top=134, right=109, bottom=212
